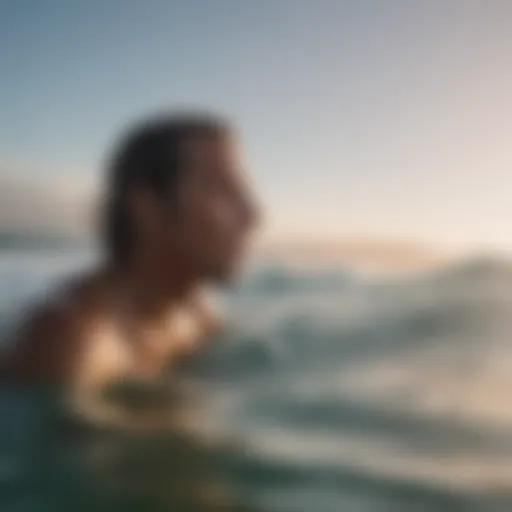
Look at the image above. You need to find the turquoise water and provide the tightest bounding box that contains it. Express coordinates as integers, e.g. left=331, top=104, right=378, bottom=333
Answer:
left=1, top=251, right=512, bottom=511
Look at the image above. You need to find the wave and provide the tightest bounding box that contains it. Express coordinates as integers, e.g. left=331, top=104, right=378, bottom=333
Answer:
left=1, top=252, right=512, bottom=510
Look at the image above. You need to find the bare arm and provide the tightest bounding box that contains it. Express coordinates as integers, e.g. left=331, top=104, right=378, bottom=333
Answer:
left=189, top=292, right=224, bottom=340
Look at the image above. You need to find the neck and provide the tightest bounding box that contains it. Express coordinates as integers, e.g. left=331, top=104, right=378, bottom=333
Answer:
left=109, top=252, right=199, bottom=325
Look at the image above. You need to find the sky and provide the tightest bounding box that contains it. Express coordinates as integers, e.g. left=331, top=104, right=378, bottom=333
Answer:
left=1, top=0, right=511, bottom=254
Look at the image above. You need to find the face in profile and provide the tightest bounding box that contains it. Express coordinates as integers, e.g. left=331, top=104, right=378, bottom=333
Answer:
left=159, top=131, right=259, bottom=281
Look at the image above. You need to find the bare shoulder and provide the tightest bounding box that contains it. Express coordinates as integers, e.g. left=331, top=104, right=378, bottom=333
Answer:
left=1, top=273, right=105, bottom=383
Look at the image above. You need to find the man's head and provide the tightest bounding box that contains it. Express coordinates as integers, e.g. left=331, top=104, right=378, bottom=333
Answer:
left=104, top=113, right=258, bottom=282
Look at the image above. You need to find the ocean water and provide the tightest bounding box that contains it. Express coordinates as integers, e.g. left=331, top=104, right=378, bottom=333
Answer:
left=1, top=250, right=512, bottom=511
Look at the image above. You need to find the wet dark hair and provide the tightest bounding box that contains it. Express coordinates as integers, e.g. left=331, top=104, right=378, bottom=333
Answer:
left=103, top=112, right=229, bottom=264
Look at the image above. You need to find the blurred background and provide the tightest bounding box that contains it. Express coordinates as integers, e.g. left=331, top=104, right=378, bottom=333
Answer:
left=1, top=1, right=512, bottom=511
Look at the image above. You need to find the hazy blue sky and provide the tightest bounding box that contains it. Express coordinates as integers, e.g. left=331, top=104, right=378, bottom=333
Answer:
left=1, top=0, right=511, bottom=252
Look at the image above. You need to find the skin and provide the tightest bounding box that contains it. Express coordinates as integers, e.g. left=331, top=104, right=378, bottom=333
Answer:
left=1, top=131, right=258, bottom=392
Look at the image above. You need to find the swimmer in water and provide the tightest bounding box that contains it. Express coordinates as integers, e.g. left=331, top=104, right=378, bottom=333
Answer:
left=4, top=112, right=258, bottom=395
left=0, top=113, right=259, bottom=511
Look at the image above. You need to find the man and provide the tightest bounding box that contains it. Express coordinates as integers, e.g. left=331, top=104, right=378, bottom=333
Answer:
left=3, top=112, right=258, bottom=418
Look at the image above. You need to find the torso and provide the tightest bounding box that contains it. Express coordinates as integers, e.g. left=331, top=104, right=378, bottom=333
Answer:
left=12, top=273, right=217, bottom=429
left=75, top=301, right=203, bottom=387
left=1, top=275, right=245, bottom=511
